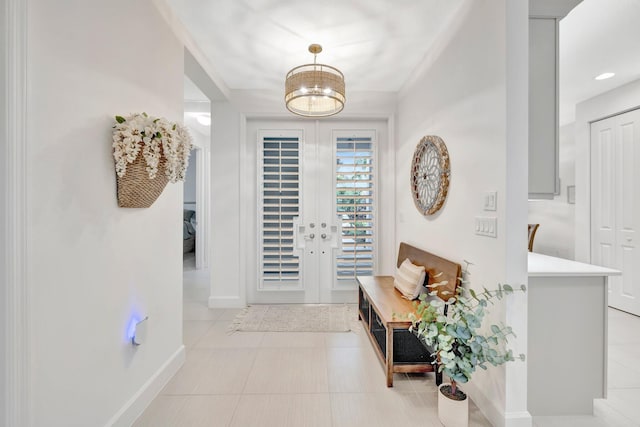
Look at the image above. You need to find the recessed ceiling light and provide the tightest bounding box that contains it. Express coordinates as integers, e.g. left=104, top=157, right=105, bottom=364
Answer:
left=595, top=72, right=615, bottom=81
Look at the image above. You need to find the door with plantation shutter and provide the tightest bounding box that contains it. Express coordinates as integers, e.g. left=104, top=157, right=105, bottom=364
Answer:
left=255, top=124, right=381, bottom=304
left=258, top=130, right=304, bottom=292
left=327, top=131, right=376, bottom=291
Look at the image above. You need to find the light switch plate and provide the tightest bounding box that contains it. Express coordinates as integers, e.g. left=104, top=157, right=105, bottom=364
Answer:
left=484, top=191, right=497, bottom=211
left=475, top=216, right=497, bottom=238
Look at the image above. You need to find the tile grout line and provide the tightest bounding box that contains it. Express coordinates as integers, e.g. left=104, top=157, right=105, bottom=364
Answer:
left=224, top=393, right=243, bottom=427
left=323, top=342, right=337, bottom=427
left=221, top=315, right=263, bottom=427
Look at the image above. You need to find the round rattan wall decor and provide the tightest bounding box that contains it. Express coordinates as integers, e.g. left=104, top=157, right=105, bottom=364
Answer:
left=411, top=135, right=451, bottom=216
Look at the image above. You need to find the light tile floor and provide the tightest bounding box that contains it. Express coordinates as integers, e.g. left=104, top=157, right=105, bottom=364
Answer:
left=135, top=263, right=640, bottom=426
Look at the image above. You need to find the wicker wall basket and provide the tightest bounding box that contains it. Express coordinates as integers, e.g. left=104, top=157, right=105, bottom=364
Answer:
left=116, top=155, right=169, bottom=208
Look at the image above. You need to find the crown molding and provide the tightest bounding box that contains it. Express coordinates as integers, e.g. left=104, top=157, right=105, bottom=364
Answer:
left=529, top=0, right=583, bottom=19
left=3, top=0, right=31, bottom=425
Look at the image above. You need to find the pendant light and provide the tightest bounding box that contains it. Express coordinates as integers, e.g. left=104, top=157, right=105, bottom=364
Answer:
left=284, top=44, right=346, bottom=117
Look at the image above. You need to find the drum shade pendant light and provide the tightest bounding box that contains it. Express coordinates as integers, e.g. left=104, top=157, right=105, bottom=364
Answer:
left=285, top=44, right=346, bottom=117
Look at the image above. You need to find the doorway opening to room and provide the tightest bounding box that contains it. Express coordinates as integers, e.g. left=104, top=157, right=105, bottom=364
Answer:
left=244, top=119, right=391, bottom=305
left=183, top=147, right=197, bottom=270
left=182, top=76, right=211, bottom=273
left=182, top=75, right=212, bottom=314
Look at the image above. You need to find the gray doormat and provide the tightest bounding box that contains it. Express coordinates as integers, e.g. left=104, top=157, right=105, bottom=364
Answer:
left=230, top=304, right=358, bottom=332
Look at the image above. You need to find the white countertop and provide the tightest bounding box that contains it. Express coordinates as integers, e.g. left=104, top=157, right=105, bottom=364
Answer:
left=528, top=252, right=621, bottom=277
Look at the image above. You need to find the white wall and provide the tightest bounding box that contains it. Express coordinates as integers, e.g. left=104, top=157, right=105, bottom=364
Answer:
left=27, top=1, right=185, bottom=425
left=528, top=123, right=576, bottom=258
left=1, top=0, right=8, bottom=419
left=575, top=78, right=640, bottom=262
left=395, top=0, right=529, bottom=425
left=209, top=101, right=244, bottom=307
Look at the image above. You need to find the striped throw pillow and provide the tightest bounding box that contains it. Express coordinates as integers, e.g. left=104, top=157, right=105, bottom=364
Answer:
left=394, top=258, right=427, bottom=300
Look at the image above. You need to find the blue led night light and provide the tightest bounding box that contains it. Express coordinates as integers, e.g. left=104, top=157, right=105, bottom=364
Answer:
left=127, top=314, right=149, bottom=346
left=126, top=315, right=141, bottom=341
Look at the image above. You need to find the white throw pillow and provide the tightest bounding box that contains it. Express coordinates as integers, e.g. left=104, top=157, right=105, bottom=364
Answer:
left=394, top=258, right=427, bottom=300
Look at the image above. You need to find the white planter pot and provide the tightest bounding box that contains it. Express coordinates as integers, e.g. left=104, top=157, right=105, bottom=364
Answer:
left=438, top=383, right=469, bottom=427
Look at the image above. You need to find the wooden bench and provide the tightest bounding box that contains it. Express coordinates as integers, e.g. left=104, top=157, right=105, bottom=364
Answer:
left=357, top=242, right=461, bottom=387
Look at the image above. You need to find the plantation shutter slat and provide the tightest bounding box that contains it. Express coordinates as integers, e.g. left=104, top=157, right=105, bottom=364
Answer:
left=335, top=136, right=374, bottom=281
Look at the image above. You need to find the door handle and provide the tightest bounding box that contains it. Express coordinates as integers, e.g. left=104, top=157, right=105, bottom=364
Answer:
left=292, top=216, right=305, bottom=251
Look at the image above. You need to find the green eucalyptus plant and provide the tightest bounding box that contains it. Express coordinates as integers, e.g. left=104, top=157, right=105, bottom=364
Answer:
left=409, top=262, right=526, bottom=398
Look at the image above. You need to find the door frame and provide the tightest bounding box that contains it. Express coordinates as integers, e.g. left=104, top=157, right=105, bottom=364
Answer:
left=240, top=115, right=395, bottom=305
left=2, top=0, right=31, bottom=424
left=190, top=142, right=211, bottom=270
left=183, top=102, right=212, bottom=271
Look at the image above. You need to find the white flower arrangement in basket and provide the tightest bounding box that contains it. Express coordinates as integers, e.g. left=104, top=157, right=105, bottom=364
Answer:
left=112, top=112, right=193, bottom=182
left=112, top=112, right=193, bottom=208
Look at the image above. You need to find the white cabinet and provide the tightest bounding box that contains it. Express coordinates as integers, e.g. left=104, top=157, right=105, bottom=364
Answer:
left=528, top=252, right=620, bottom=415
left=529, top=17, right=559, bottom=199
left=528, top=0, right=582, bottom=199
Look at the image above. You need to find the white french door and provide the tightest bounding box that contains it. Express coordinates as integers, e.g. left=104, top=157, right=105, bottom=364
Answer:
left=252, top=122, right=381, bottom=304
left=591, top=108, right=640, bottom=316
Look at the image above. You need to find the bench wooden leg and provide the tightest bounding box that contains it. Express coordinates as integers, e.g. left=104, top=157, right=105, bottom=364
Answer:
left=435, top=368, right=443, bottom=386
left=386, top=327, right=394, bottom=387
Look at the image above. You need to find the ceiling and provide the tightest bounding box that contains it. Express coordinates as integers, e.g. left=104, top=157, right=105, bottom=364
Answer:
left=559, top=0, right=640, bottom=124
left=168, top=0, right=466, bottom=92
left=184, top=75, right=210, bottom=102
left=169, top=0, right=640, bottom=123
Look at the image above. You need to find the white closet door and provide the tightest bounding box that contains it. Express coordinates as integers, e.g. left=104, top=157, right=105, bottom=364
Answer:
left=591, top=108, right=640, bottom=315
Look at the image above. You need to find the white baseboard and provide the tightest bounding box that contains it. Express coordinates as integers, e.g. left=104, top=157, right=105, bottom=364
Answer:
left=208, top=295, right=246, bottom=308
left=505, top=411, right=533, bottom=427
left=465, top=382, right=532, bottom=427
left=467, top=383, right=504, bottom=427
left=106, top=345, right=185, bottom=427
